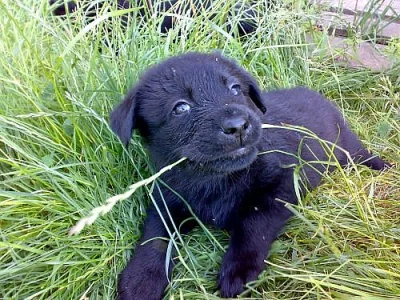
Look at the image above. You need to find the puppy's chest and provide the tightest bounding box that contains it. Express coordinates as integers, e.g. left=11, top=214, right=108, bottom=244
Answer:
left=187, top=182, right=252, bottom=229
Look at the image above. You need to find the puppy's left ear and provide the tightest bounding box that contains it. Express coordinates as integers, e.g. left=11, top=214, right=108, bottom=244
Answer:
left=110, top=89, right=137, bottom=146
left=247, top=81, right=267, bottom=114
left=239, top=72, right=266, bottom=114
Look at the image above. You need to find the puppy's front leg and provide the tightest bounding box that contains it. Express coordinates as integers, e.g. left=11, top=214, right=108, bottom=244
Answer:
left=218, top=203, right=292, bottom=298
left=118, top=208, right=172, bottom=300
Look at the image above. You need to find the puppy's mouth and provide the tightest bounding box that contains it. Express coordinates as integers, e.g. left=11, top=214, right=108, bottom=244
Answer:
left=190, top=145, right=258, bottom=174
left=222, top=147, right=252, bottom=160
left=225, top=147, right=251, bottom=158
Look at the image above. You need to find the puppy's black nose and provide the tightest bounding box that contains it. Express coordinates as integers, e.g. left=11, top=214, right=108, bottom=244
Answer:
left=222, top=116, right=249, bottom=136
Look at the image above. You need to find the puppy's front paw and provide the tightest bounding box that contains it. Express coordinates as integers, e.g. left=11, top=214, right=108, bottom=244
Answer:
left=118, top=267, right=168, bottom=300
left=218, top=255, right=263, bottom=298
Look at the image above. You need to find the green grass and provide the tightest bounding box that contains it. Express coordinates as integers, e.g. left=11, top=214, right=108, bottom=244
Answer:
left=0, top=0, right=399, bottom=299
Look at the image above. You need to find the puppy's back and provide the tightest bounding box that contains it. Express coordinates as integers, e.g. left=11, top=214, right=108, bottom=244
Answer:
left=261, top=87, right=387, bottom=170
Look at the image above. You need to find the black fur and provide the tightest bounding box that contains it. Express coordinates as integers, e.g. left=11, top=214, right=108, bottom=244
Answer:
left=49, top=0, right=259, bottom=36
left=110, top=52, right=389, bottom=299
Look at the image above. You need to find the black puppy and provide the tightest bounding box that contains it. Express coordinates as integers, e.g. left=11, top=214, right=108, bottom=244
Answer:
left=110, top=52, right=388, bottom=299
left=49, top=0, right=258, bottom=35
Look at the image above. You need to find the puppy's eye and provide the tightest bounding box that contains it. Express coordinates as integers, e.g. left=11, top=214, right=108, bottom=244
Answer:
left=173, top=101, right=191, bottom=116
left=230, top=84, right=241, bottom=96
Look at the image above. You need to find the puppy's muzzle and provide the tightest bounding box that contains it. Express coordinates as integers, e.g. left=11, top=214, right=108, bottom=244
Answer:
left=219, top=105, right=259, bottom=148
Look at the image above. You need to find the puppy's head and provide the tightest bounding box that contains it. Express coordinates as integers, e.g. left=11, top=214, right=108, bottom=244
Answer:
left=110, top=52, right=266, bottom=174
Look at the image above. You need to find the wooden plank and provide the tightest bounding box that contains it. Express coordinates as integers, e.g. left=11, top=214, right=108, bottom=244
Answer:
left=308, top=1, right=400, bottom=70
left=318, top=10, right=400, bottom=43
left=313, top=0, right=400, bottom=17
left=313, top=0, right=400, bottom=43
left=306, top=31, right=395, bottom=71
left=323, top=36, right=395, bottom=70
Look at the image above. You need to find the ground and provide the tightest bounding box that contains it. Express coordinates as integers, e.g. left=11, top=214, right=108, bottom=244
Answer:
left=0, top=0, right=399, bottom=299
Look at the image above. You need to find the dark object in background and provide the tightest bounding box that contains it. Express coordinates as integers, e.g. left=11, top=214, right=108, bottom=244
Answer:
left=49, top=0, right=80, bottom=15
left=110, top=52, right=390, bottom=299
left=49, top=0, right=259, bottom=35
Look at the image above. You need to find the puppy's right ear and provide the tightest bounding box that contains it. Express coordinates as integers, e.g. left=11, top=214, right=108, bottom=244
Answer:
left=110, top=89, right=137, bottom=146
